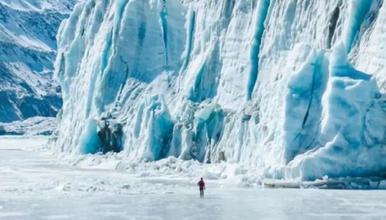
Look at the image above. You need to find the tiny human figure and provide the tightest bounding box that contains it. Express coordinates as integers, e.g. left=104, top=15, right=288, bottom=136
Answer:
left=197, top=177, right=205, bottom=198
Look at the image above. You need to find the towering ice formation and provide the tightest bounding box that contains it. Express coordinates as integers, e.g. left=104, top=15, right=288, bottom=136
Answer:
left=54, top=0, right=386, bottom=180
left=0, top=0, right=75, bottom=122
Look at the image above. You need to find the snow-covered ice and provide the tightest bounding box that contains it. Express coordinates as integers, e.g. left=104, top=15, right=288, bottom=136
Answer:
left=1, top=136, right=386, bottom=220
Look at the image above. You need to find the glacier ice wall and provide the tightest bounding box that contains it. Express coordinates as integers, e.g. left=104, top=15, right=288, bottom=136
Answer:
left=54, top=0, right=386, bottom=180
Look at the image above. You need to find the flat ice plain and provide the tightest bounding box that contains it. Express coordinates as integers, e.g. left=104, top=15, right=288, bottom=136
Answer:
left=1, top=137, right=386, bottom=220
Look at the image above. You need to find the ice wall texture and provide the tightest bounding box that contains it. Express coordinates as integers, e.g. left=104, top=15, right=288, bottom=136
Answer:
left=0, top=0, right=75, bottom=122
left=55, top=0, right=386, bottom=180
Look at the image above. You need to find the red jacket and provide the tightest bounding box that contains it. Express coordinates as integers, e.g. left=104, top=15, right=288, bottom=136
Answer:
left=198, top=180, right=205, bottom=190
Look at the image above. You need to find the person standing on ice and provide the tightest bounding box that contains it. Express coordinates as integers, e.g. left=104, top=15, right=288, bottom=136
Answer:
left=197, top=177, right=205, bottom=198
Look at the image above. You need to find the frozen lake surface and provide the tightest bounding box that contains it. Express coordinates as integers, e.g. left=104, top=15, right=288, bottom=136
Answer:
left=1, top=137, right=386, bottom=220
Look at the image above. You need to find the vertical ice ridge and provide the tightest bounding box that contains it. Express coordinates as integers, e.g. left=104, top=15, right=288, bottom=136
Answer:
left=188, top=42, right=221, bottom=102
left=94, top=0, right=131, bottom=112
left=344, top=0, right=374, bottom=51
left=159, top=0, right=169, bottom=67
left=246, top=0, right=270, bottom=100
left=283, top=47, right=328, bottom=163
left=352, top=0, right=386, bottom=91
left=144, top=95, right=174, bottom=161
left=180, top=9, right=196, bottom=72
left=222, top=0, right=235, bottom=27
left=327, top=3, right=341, bottom=49
left=178, top=104, right=225, bottom=163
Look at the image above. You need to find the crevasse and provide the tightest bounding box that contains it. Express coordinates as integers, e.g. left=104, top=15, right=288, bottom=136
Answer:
left=53, top=0, right=386, bottom=180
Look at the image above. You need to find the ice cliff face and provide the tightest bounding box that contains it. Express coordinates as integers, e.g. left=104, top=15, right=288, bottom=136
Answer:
left=55, top=0, right=386, bottom=180
left=0, top=0, right=75, bottom=122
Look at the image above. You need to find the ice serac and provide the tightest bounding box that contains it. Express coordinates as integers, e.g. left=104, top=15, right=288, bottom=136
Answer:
left=54, top=0, right=386, bottom=181
left=284, top=45, right=386, bottom=180
left=283, top=45, right=328, bottom=163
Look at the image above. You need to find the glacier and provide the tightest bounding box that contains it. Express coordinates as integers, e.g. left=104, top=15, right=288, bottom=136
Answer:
left=53, top=0, right=386, bottom=181
left=0, top=0, right=75, bottom=123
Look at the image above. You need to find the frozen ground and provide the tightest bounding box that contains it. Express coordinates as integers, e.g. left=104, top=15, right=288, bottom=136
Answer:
left=1, top=137, right=386, bottom=220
